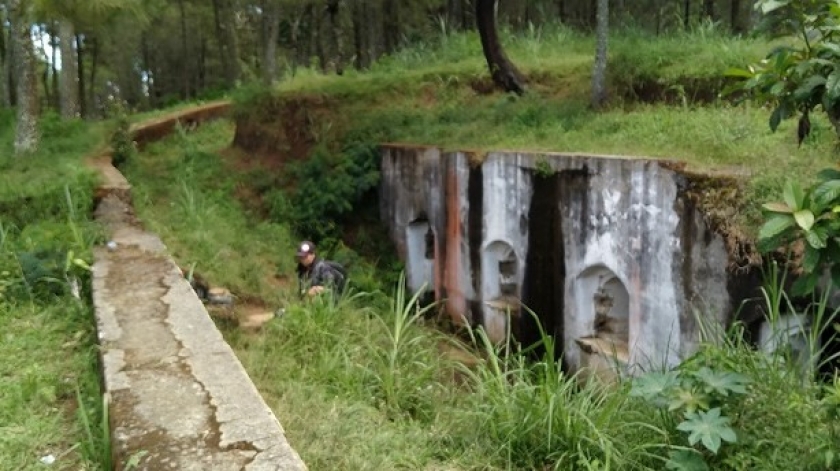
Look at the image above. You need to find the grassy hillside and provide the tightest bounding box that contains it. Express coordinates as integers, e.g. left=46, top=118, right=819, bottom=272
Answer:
left=119, top=26, right=840, bottom=471
left=125, top=117, right=839, bottom=471
left=233, top=26, right=831, bottom=236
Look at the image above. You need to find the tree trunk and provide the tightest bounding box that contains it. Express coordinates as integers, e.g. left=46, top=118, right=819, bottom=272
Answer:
left=0, top=6, right=7, bottom=108
left=9, top=0, right=38, bottom=155
left=223, top=0, right=241, bottom=85
left=475, top=0, right=526, bottom=95
left=557, top=0, right=567, bottom=23
left=313, top=3, right=327, bottom=72
left=0, top=48, right=6, bottom=108
left=178, top=0, right=190, bottom=99
left=290, top=6, right=308, bottom=76
left=76, top=34, right=86, bottom=117
left=326, top=0, right=344, bottom=74
left=212, top=0, right=241, bottom=87
left=263, top=0, right=281, bottom=84
left=198, top=32, right=207, bottom=92
left=382, top=0, right=399, bottom=54
left=731, top=0, right=745, bottom=34
left=42, top=64, right=51, bottom=110
left=702, top=0, right=714, bottom=21
left=684, top=0, right=690, bottom=29
left=50, top=26, right=58, bottom=110
left=88, top=36, right=99, bottom=116
left=591, top=0, right=608, bottom=109
left=352, top=0, right=366, bottom=69
left=448, top=0, right=463, bottom=31
left=58, top=19, right=79, bottom=118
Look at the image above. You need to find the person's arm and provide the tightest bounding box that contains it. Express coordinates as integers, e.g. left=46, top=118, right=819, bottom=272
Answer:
left=306, top=262, right=335, bottom=296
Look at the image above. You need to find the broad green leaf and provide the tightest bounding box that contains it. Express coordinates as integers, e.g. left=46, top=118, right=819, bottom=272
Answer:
left=762, top=202, right=793, bottom=213
left=677, top=408, right=737, bottom=454
left=817, top=168, right=840, bottom=181
left=770, top=105, right=784, bottom=132
left=759, top=0, right=790, bottom=14
left=827, top=238, right=840, bottom=262
left=803, top=243, right=822, bottom=273
left=665, top=450, right=710, bottom=471
left=806, top=226, right=828, bottom=248
left=784, top=181, right=805, bottom=210
left=794, top=75, right=826, bottom=101
left=831, top=264, right=840, bottom=290
left=792, top=273, right=819, bottom=296
left=723, top=67, right=754, bottom=78
left=827, top=70, right=840, bottom=103
left=813, top=180, right=840, bottom=207
left=668, top=387, right=711, bottom=414
left=693, top=367, right=750, bottom=396
left=630, top=371, right=680, bottom=406
left=822, top=42, right=840, bottom=54
left=794, top=209, right=815, bottom=231
left=758, top=214, right=795, bottom=241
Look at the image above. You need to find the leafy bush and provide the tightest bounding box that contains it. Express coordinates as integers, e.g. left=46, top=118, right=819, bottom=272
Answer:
left=272, top=142, right=380, bottom=241
left=725, top=0, right=840, bottom=142
left=108, top=103, right=136, bottom=169
left=758, top=170, right=840, bottom=295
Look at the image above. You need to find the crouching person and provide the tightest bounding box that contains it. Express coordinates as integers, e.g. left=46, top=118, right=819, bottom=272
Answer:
left=295, top=240, right=347, bottom=299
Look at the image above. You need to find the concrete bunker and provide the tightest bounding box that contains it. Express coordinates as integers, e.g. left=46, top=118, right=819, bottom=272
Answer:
left=380, top=147, right=765, bottom=378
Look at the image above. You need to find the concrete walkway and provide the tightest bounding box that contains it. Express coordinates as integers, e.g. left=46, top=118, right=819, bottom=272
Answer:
left=90, top=104, right=307, bottom=470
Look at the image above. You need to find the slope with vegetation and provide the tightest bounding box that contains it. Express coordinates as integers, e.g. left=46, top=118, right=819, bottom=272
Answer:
left=123, top=115, right=840, bottom=470
left=5, top=0, right=840, bottom=469
left=0, top=111, right=109, bottom=469
left=113, top=22, right=840, bottom=469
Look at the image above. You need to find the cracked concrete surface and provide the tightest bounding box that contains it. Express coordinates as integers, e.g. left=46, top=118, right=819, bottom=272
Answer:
left=90, top=105, right=306, bottom=471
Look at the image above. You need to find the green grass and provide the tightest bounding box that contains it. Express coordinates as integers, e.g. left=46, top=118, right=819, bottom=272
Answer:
left=123, top=120, right=299, bottom=305
left=0, top=110, right=109, bottom=469
left=0, top=302, right=105, bottom=470
left=233, top=26, right=834, bottom=235
left=125, top=117, right=840, bottom=471
left=5, top=21, right=831, bottom=471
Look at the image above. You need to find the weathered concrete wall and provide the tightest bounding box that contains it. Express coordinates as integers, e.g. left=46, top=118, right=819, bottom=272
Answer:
left=380, top=146, right=742, bottom=375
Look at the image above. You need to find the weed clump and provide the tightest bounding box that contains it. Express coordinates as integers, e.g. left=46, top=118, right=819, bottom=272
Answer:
left=108, top=102, right=137, bottom=169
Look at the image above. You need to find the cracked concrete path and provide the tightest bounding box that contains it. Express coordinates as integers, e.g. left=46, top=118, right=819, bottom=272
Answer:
left=90, top=105, right=306, bottom=471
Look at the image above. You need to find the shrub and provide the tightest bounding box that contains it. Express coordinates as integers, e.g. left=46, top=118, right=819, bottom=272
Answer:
left=275, top=142, right=380, bottom=241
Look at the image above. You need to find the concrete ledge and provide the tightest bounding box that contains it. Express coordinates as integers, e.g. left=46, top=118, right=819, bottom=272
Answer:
left=90, top=106, right=306, bottom=470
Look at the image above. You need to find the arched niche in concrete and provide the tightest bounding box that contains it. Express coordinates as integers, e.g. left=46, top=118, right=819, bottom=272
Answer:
left=577, top=265, right=630, bottom=345
left=481, top=240, right=520, bottom=342
left=573, top=265, right=631, bottom=384
left=406, top=218, right=435, bottom=295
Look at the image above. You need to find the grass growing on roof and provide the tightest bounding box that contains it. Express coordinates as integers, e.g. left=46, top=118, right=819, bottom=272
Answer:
left=232, top=26, right=834, bottom=234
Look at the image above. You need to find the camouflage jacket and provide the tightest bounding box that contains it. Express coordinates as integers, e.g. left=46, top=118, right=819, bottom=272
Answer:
left=296, top=258, right=343, bottom=295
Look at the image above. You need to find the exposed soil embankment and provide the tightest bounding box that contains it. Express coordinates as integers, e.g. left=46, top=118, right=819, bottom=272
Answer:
left=232, top=93, right=340, bottom=168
